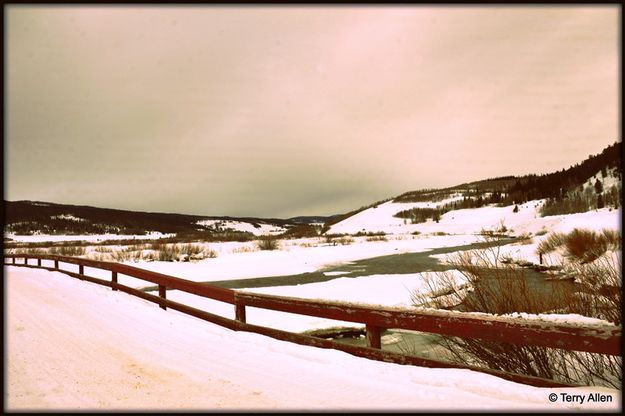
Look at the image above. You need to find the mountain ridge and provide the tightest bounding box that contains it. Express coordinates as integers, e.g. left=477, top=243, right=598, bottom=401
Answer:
left=4, top=141, right=621, bottom=237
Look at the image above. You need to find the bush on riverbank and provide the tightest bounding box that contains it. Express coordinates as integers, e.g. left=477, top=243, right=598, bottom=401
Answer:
left=411, top=232, right=621, bottom=388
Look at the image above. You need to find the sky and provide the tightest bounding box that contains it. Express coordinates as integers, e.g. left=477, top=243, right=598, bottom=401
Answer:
left=5, top=5, right=620, bottom=218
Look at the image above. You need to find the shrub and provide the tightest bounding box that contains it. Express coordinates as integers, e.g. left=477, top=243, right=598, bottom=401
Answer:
left=150, top=243, right=180, bottom=261
left=257, top=236, right=279, bottom=251
left=394, top=207, right=447, bottom=224
left=324, top=233, right=346, bottom=245
left=366, top=235, right=388, bottom=242
left=336, top=236, right=354, bottom=245
left=354, top=231, right=386, bottom=237
left=280, top=224, right=320, bottom=239
left=537, top=228, right=620, bottom=264
left=49, top=245, right=86, bottom=257
left=232, top=245, right=257, bottom=254
left=536, top=232, right=566, bottom=256
left=180, top=243, right=203, bottom=256
left=565, top=229, right=602, bottom=262
left=411, top=233, right=622, bottom=388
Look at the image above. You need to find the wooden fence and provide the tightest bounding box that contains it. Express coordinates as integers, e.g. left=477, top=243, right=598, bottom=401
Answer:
left=4, top=254, right=621, bottom=388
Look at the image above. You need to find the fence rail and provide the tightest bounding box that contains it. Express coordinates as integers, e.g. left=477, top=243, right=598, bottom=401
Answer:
left=4, top=253, right=621, bottom=388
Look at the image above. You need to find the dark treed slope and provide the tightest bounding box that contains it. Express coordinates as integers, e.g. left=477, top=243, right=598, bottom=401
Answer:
left=395, top=141, right=621, bottom=206
left=4, top=200, right=329, bottom=237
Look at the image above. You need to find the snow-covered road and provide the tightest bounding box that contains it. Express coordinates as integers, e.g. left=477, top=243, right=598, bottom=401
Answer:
left=5, top=266, right=620, bottom=411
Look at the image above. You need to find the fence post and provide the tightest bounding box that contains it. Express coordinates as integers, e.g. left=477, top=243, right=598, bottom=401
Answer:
left=235, top=303, right=246, bottom=323
left=79, top=264, right=84, bottom=275
left=12, top=257, right=16, bottom=265
left=54, top=260, right=59, bottom=269
left=366, top=324, right=381, bottom=349
left=37, top=258, right=41, bottom=267
left=112, top=271, right=118, bottom=291
left=158, top=285, right=167, bottom=310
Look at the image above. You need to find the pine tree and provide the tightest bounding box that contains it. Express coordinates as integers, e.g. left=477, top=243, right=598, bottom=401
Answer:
left=594, top=178, right=603, bottom=194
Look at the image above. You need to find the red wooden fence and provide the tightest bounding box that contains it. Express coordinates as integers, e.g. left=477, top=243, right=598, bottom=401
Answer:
left=4, top=253, right=621, bottom=388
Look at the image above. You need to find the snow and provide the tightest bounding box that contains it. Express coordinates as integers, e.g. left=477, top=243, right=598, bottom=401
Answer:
left=196, top=219, right=286, bottom=236
left=6, top=266, right=620, bottom=411
left=4, top=231, right=175, bottom=243
left=50, top=214, right=86, bottom=222
left=114, top=234, right=482, bottom=284
left=327, top=197, right=463, bottom=235
left=5, top=189, right=622, bottom=410
left=327, top=198, right=620, bottom=238
left=500, top=312, right=615, bottom=327
left=327, top=198, right=620, bottom=267
left=583, top=170, right=621, bottom=191
left=245, top=271, right=467, bottom=309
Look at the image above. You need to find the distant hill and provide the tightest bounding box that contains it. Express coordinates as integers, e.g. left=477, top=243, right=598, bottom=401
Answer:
left=327, top=141, right=621, bottom=230
left=287, top=216, right=332, bottom=225
left=394, top=141, right=621, bottom=205
left=3, top=200, right=332, bottom=237
left=5, top=141, right=620, bottom=238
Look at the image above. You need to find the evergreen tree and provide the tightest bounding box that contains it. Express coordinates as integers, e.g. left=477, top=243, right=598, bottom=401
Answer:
left=594, top=178, right=603, bottom=194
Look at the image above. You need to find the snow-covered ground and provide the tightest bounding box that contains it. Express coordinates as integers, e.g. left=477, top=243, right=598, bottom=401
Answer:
left=6, top=266, right=620, bottom=411
left=196, top=219, right=286, bottom=235
left=5, top=192, right=622, bottom=409
left=123, top=233, right=481, bottom=283
left=4, top=231, right=174, bottom=243
left=327, top=198, right=620, bottom=237
left=328, top=195, right=464, bottom=235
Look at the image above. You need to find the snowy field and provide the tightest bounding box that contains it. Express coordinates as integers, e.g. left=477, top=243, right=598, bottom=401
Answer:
left=122, top=233, right=482, bottom=283
left=6, top=266, right=620, bottom=411
left=4, top=231, right=174, bottom=243
left=6, top=202, right=621, bottom=332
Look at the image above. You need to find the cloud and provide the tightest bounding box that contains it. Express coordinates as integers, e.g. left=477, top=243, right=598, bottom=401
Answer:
left=6, top=5, right=619, bottom=217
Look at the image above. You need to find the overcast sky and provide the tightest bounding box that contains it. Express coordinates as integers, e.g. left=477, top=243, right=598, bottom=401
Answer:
left=6, top=5, right=620, bottom=218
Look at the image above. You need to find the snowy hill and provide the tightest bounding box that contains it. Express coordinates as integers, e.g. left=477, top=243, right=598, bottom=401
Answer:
left=328, top=142, right=621, bottom=237
left=327, top=197, right=620, bottom=237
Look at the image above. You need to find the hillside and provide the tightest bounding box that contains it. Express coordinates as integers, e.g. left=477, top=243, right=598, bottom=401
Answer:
left=396, top=141, right=620, bottom=204
left=3, top=200, right=329, bottom=238
left=327, top=141, right=621, bottom=234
